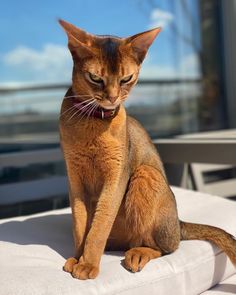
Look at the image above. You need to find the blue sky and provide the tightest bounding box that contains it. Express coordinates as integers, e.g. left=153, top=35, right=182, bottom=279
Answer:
left=0, top=0, right=201, bottom=84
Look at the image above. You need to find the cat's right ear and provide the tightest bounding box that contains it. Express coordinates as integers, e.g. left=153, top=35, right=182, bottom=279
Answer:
left=126, top=27, right=161, bottom=63
left=58, top=19, right=95, bottom=59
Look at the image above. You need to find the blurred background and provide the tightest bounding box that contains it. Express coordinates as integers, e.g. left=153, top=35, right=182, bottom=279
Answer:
left=1, top=0, right=236, bottom=218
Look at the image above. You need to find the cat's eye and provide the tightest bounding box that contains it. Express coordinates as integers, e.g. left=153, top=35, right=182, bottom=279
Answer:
left=88, top=72, right=104, bottom=84
left=120, top=74, right=133, bottom=85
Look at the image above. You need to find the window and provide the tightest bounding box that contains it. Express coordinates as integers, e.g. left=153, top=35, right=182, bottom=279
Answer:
left=0, top=0, right=234, bottom=217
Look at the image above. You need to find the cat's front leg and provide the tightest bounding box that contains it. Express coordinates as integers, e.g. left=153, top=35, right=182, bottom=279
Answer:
left=71, top=171, right=128, bottom=280
left=63, top=194, right=88, bottom=273
left=63, top=160, right=88, bottom=273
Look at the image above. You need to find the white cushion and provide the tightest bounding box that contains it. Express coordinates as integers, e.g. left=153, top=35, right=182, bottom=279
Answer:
left=0, top=187, right=235, bottom=295
left=201, top=273, right=236, bottom=294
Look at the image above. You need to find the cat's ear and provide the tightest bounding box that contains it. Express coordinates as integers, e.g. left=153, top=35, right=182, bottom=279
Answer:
left=58, top=19, right=95, bottom=59
left=126, top=27, right=161, bottom=63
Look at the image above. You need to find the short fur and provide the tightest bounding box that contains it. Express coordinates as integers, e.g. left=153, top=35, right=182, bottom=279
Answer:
left=59, top=19, right=236, bottom=280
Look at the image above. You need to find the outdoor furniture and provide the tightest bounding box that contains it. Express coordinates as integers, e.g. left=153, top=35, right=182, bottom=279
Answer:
left=177, top=129, right=236, bottom=198
left=155, top=136, right=236, bottom=193
left=0, top=186, right=236, bottom=295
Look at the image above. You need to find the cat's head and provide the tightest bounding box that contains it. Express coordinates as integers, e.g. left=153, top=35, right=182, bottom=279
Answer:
left=59, top=19, right=161, bottom=111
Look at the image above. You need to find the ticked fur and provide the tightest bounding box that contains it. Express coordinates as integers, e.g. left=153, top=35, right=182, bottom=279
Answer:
left=59, top=20, right=236, bottom=280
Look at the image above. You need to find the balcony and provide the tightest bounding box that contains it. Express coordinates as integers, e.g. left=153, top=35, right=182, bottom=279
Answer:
left=1, top=80, right=236, bottom=218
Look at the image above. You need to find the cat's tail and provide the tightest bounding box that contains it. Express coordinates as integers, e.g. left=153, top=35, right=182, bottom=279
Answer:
left=180, top=220, right=236, bottom=266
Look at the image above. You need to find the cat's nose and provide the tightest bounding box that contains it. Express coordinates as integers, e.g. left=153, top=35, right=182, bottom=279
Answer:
left=108, top=96, right=119, bottom=104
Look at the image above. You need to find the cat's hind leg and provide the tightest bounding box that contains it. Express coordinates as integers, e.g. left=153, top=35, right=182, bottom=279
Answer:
left=124, top=164, right=180, bottom=272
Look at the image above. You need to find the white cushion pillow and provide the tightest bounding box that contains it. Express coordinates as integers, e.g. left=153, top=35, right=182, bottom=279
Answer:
left=0, top=187, right=235, bottom=295
left=201, top=273, right=236, bottom=294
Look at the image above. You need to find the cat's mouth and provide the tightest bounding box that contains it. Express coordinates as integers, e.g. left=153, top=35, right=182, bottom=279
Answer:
left=71, top=99, right=120, bottom=120
left=98, top=101, right=121, bottom=111
left=101, top=105, right=118, bottom=111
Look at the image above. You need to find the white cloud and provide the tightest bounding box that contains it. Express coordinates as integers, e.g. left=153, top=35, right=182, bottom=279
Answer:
left=140, top=53, right=200, bottom=79
left=3, top=44, right=72, bottom=82
left=2, top=43, right=200, bottom=83
left=149, top=8, right=174, bottom=28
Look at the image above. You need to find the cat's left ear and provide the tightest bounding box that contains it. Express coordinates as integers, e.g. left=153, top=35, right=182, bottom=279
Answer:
left=126, top=27, right=161, bottom=63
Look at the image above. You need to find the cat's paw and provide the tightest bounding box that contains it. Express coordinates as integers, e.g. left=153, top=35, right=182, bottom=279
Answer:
left=124, top=249, right=148, bottom=273
left=72, top=262, right=99, bottom=280
left=63, top=257, right=78, bottom=273
left=123, top=247, right=160, bottom=273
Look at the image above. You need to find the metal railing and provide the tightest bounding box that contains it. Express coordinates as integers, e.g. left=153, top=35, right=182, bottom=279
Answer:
left=0, top=79, right=202, bottom=93
left=0, top=79, right=203, bottom=139
left=0, top=79, right=203, bottom=213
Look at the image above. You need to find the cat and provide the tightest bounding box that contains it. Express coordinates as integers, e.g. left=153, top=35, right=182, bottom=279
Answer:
left=59, top=19, right=236, bottom=280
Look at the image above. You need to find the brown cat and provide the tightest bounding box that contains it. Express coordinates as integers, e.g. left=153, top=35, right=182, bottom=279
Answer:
left=59, top=19, right=236, bottom=280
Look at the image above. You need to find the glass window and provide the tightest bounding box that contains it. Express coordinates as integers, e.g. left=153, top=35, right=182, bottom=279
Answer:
left=0, top=0, right=227, bottom=139
left=0, top=0, right=231, bottom=216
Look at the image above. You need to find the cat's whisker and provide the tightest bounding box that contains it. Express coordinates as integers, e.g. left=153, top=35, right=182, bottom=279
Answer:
left=86, top=102, right=98, bottom=121
left=68, top=101, right=93, bottom=122
left=60, top=105, right=77, bottom=118
left=74, top=108, right=90, bottom=124
left=66, top=108, right=82, bottom=123
left=75, top=101, right=97, bottom=124
left=90, top=101, right=99, bottom=119
left=67, top=99, right=96, bottom=123
left=66, top=105, right=85, bottom=123
left=75, top=99, right=95, bottom=113
left=84, top=105, right=95, bottom=122
left=73, top=97, right=94, bottom=108
left=79, top=102, right=96, bottom=123
left=60, top=97, right=94, bottom=118
left=92, top=103, right=99, bottom=117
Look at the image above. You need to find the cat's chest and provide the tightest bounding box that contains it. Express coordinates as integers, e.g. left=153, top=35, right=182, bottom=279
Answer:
left=69, top=137, right=125, bottom=196
left=61, top=119, right=126, bottom=162
left=60, top=112, right=127, bottom=194
left=63, top=131, right=125, bottom=177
